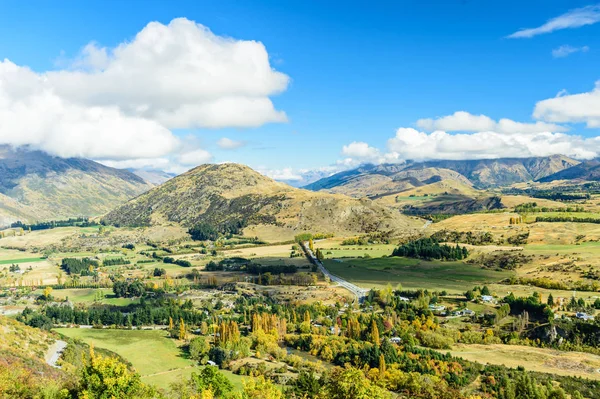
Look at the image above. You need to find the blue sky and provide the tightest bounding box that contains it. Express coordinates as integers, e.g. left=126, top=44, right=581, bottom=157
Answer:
left=1, top=1, right=600, bottom=183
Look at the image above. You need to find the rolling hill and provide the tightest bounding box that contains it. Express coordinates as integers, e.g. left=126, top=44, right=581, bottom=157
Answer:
left=102, top=163, right=422, bottom=239
left=0, top=147, right=154, bottom=224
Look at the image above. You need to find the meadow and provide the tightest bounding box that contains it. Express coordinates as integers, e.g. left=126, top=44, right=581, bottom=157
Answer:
left=321, top=256, right=512, bottom=292
left=49, top=288, right=139, bottom=306
left=53, top=328, right=196, bottom=388
left=449, top=344, right=600, bottom=381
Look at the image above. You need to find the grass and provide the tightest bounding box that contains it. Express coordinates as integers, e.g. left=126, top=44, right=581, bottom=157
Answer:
left=449, top=344, right=600, bottom=381
left=322, top=256, right=512, bottom=293
left=49, top=288, right=139, bottom=306
left=0, top=257, right=45, bottom=265
left=53, top=328, right=196, bottom=389
left=315, top=241, right=397, bottom=258
left=523, top=211, right=600, bottom=224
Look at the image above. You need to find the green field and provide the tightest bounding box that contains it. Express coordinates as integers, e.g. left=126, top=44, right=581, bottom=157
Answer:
left=0, top=257, right=46, bottom=265
left=317, top=244, right=397, bottom=259
left=49, top=288, right=139, bottom=306
left=524, top=211, right=600, bottom=223
left=54, top=328, right=196, bottom=388
left=322, top=257, right=512, bottom=293
left=394, top=195, right=433, bottom=201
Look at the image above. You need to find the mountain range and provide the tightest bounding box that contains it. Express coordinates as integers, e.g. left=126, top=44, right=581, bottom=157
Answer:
left=0, top=148, right=596, bottom=231
left=304, top=155, right=580, bottom=198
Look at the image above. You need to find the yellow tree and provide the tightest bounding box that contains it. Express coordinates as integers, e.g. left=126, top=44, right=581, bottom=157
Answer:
left=379, top=354, right=386, bottom=374
left=370, top=320, right=380, bottom=347
left=242, top=376, right=283, bottom=399
left=43, top=286, right=53, bottom=299
left=179, top=318, right=187, bottom=340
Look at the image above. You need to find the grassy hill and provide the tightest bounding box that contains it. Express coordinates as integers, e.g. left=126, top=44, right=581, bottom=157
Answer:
left=0, top=147, right=154, bottom=224
left=0, top=315, right=72, bottom=396
left=102, top=163, right=421, bottom=239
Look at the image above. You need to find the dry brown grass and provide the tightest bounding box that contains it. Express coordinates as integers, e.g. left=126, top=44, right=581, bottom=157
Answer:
left=500, top=195, right=567, bottom=209
left=450, top=344, right=600, bottom=380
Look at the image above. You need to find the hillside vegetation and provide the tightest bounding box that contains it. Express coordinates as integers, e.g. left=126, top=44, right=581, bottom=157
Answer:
left=0, top=147, right=153, bottom=224
left=103, top=163, right=421, bottom=239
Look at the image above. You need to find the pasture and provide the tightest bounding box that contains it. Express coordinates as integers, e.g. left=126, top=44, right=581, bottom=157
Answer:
left=449, top=344, right=600, bottom=381
left=54, top=328, right=195, bottom=388
left=322, top=256, right=512, bottom=293
left=49, top=288, right=138, bottom=306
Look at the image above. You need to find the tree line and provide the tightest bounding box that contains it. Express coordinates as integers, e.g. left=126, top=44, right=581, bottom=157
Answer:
left=392, top=238, right=468, bottom=260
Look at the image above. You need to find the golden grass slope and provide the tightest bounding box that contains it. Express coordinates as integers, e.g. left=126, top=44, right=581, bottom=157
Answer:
left=103, top=163, right=422, bottom=238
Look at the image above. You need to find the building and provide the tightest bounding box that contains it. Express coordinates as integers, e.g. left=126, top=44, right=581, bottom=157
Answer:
left=481, top=295, right=494, bottom=303
left=576, top=312, right=594, bottom=321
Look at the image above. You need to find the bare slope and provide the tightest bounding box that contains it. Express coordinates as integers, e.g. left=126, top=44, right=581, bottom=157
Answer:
left=102, top=163, right=421, bottom=237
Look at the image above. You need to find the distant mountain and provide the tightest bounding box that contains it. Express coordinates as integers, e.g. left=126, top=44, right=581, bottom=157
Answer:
left=129, top=169, right=175, bottom=185
left=411, top=155, right=579, bottom=188
left=103, top=163, right=421, bottom=239
left=305, top=155, right=579, bottom=195
left=0, top=147, right=153, bottom=224
left=538, top=160, right=600, bottom=183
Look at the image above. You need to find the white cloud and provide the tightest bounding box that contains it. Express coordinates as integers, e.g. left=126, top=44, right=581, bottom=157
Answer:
left=341, top=141, right=381, bottom=159
left=261, top=167, right=303, bottom=181
left=0, top=18, right=288, bottom=166
left=507, top=4, right=600, bottom=38
left=533, top=81, right=600, bottom=127
left=417, top=111, right=495, bottom=132
left=217, top=137, right=246, bottom=149
left=99, top=157, right=171, bottom=170
left=552, top=44, right=590, bottom=58
left=416, top=111, right=567, bottom=134
left=177, top=148, right=214, bottom=166
left=386, top=128, right=598, bottom=161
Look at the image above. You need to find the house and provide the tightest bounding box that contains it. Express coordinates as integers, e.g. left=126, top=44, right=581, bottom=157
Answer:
left=576, top=312, right=594, bottom=321
left=481, top=295, right=494, bottom=303
left=389, top=337, right=402, bottom=344
left=455, top=308, right=475, bottom=316
left=428, top=304, right=446, bottom=312
left=398, top=296, right=410, bottom=302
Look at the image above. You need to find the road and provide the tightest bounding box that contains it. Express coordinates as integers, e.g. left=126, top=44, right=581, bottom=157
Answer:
left=45, top=339, right=67, bottom=368
left=302, top=242, right=369, bottom=302
left=422, top=219, right=433, bottom=230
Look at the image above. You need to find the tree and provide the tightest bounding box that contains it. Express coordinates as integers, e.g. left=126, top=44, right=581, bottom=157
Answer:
left=189, top=337, right=210, bottom=362
left=189, top=366, right=233, bottom=397
left=289, top=370, right=321, bottom=399
left=179, top=318, right=187, bottom=340
left=323, top=367, right=392, bottom=399
left=378, top=354, right=386, bottom=374
left=43, top=286, right=53, bottom=300
left=242, top=376, right=283, bottom=399
left=78, top=347, right=151, bottom=398
left=370, top=320, right=380, bottom=347
left=547, top=293, right=555, bottom=307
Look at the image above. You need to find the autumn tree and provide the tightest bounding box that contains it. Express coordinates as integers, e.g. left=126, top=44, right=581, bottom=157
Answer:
left=79, top=347, right=151, bottom=398
left=370, top=320, right=380, bottom=347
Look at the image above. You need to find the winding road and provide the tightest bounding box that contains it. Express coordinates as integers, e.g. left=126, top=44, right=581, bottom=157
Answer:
left=302, top=242, right=369, bottom=302
left=46, top=339, right=67, bottom=368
